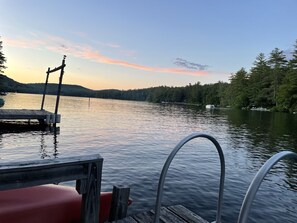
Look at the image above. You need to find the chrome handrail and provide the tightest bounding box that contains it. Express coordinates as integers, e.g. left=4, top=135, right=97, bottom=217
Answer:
left=237, top=151, right=297, bottom=223
left=153, top=133, right=225, bottom=223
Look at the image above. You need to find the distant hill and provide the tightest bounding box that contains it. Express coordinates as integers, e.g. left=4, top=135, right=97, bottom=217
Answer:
left=26, top=83, right=95, bottom=97
left=0, top=74, right=95, bottom=97
left=0, top=74, right=150, bottom=100
left=0, top=74, right=35, bottom=92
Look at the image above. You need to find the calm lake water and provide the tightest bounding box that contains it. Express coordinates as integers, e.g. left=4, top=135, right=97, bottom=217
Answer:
left=1, top=93, right=297, bottom=223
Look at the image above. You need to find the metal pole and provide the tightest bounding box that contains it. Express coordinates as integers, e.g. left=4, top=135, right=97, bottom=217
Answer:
left=41, top=68, right=50, bottom=110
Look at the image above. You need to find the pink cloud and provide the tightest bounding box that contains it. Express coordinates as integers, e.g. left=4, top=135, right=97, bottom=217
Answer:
left=77, top=47, right=206, bottom=76
left=3, top=37, right=46, bottom=49
left=4, top=35, right=207, bottom=77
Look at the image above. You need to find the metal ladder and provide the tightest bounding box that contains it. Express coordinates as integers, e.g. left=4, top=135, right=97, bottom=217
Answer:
left=153, top=133, right=226, bottom=223
left=237, top=151, right=297, bottom=223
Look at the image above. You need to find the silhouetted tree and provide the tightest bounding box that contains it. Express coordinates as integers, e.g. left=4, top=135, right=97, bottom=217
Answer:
left=0, top=37, right=6, bottom=73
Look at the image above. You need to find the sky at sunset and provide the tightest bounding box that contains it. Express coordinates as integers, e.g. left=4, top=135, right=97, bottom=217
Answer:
left=1, top=0, right=297, bottom=90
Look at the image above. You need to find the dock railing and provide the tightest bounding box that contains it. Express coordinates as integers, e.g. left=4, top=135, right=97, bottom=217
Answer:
left=237, top=151, right=297, bottom=223
left=0, top=154, right=103, bottom=223
left=153, top=133, right=225, bottom=223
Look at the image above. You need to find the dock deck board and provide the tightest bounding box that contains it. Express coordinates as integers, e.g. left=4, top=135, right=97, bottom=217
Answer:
left=111, top=205, right=209, bottom=223
left=0, top=109, right=60, bottom=125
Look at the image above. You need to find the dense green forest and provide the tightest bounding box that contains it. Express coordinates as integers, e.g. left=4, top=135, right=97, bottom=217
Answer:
left=96, top=40, right=297, bottom=113
left=139, top=40, right=297, bottom=113
left=227, top=40, right=297, bottom=113
left=1, top=38, right=297, bottom=113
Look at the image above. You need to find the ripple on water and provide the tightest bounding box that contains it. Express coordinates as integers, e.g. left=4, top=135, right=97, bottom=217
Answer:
left=1, top=94, right=297, bottom=223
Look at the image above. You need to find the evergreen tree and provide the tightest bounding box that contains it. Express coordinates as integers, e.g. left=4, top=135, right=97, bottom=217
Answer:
left=189, top=82, right=203, bottom=104
left=228, top=68, right=249, bottom=108
left=201, top=84, right=219, bottom=105
left=277, top=40, right=297, bottom=112
left=0, top=37, right=6, bottom=73
left=288, top=39, right=297, bottom=70
left=268, top=48, right=287, bottom=106
left=249, top=53, right=273, bottom=107
left=217, top=81, right=230, bottom=106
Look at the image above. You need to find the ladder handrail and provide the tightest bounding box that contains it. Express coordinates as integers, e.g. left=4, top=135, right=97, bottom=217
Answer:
left=153, top=133, right=225, bottom=223
left=237, top=151, right=297, bottom=223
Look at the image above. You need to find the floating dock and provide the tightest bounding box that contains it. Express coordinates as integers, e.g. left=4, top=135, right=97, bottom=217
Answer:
left=0, top=109, right=60, bottom=125
left=0, top=56, right=66, bottom=126
left=111, top=205, right=209, bottom=223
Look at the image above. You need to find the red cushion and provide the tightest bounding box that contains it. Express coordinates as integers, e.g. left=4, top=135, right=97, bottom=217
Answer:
left=0, top=185, right=112, bottom=223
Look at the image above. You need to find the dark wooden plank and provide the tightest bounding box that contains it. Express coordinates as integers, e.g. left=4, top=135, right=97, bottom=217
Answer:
left=0, top=154, right=102, bottom=191
left=150, top=206, right=187, bottom=223
left=115, top=205, right=209, bottom=223
left=0, top=109, right=53, bottom=116
left=48, top=64, right=66, bottom=73
left=132, top=210, right=155, bottom=223
left=109, top=185, right=131, bottom=221
left=0, top=154, right=101, bottom=170
left=110, top=216, right=138, bottom=223
left=0, top=165, right=85, bottom=190
left=167, top=205, right=209, bottom=223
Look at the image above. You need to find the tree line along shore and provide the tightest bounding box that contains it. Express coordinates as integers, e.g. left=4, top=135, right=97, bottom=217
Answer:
left=0, top=39, right=296, bottom=113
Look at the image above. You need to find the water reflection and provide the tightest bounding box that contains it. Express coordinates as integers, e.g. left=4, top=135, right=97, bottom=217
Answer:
left=0, top=122, right=60, bottom=159
left=284, top=160, right=297, bottom=191
left=224, top=109, right=297, bottom=179
left=39, top=127, right=59, bottom=159
left=224, top=109, right=297, bottom=153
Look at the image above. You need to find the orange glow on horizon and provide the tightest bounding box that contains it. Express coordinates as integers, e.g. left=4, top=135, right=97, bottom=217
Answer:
left=3, top=36, right=208, bottom=78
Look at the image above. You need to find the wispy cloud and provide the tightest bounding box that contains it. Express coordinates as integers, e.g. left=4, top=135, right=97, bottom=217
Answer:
left=3, top=35, right=208, bottom=77
left=72, top=31, right=121, bottom=49
left=105, top=43, right=121, bottom=48
left=174, top=58, right=209, bottom=71
left=3, top=37, right=46, bottom=49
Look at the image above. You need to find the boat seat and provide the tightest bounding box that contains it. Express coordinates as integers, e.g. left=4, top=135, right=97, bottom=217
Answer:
left=0, top=184, right=113, bottom=223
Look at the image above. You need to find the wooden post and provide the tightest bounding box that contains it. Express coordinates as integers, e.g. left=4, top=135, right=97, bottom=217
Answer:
left=109, top=185, right=130, bottom=221
left=41, top=68, right=50, bottom=110
left=54, top=55, right=66, bottom=116
left=78, top=162, right=102, bottom=223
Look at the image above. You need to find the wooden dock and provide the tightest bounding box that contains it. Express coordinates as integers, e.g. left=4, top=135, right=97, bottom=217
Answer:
left=0, top=56, right=66, bottom=126
left=0, top=109, right=61, bottom=125
left=111, top=205, right=209, bottom=223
